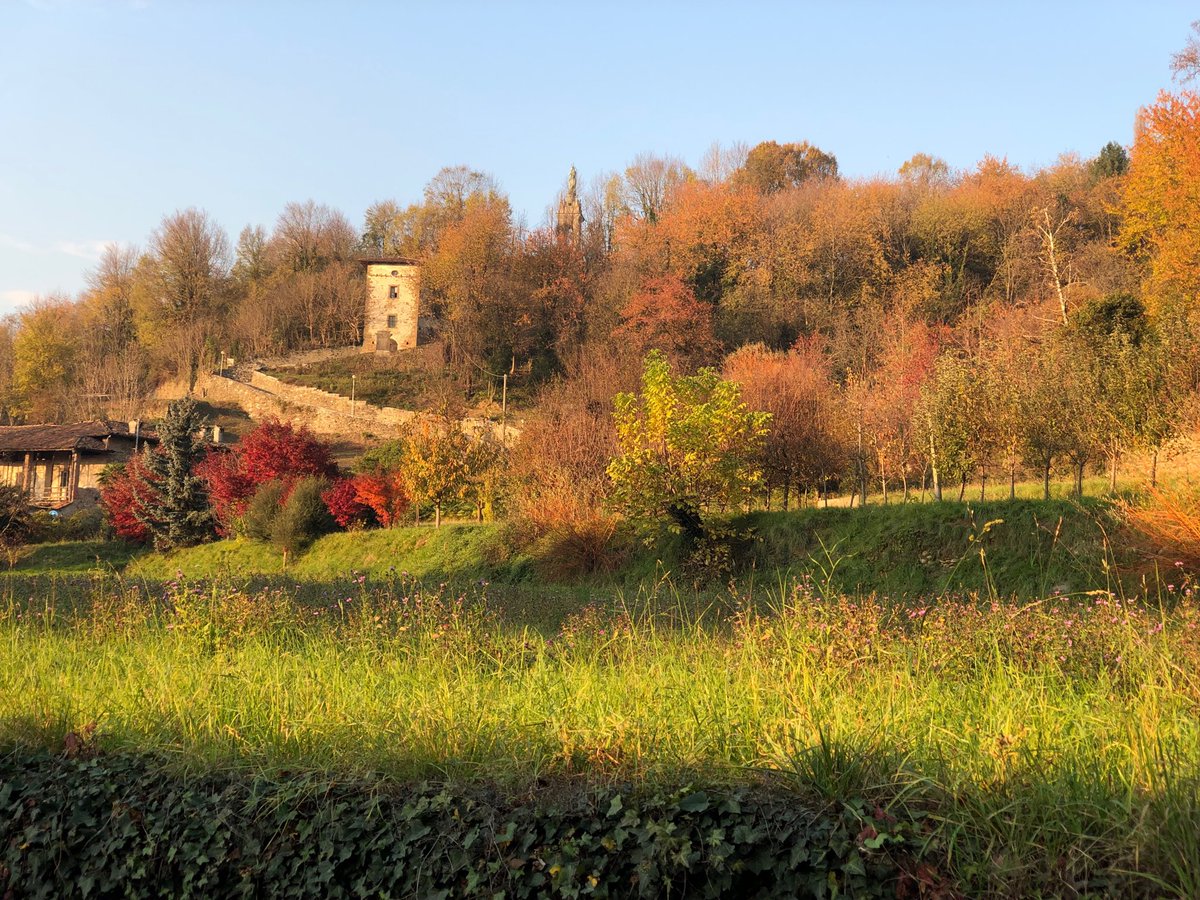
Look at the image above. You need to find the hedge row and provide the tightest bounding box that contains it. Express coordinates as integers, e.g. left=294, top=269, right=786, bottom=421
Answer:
left=0, top=750, right=939, bottom=899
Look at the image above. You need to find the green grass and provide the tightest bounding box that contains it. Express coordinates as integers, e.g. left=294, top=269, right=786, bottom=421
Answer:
left=262, top=353, right=536, bottom=413
left=122, top=497, right=1132, bottom=602
left=9, top=540, right=145, bottom=575
left=739, top=498, right=1132, bottom=599
left=1, top=576, right=1198, bottom=894
left=126, top=523, right=521, bottom=582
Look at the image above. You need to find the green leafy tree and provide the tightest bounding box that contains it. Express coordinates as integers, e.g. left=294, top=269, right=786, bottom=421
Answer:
left=918, top=354, right=982, bottom=501
left=607, top=351, right=769, bottom=543
left=135, top=398, right=215, bottom=549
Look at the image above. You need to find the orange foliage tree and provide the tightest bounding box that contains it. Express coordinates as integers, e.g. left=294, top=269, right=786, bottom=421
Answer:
left=724, top=341, right=849, bottom=507
left=1122, top=90, right=1200, bottom=307
left=615, top=274, right=719, bottom=369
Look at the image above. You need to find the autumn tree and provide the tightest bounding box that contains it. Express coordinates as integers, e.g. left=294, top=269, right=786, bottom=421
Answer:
left=0, top=317, right=15, bottom=424
left=424, top=191, right=517, bottom=378
left=861, top=320, right=940, bottom=501
left=402, top=417, right=488, bottom=528
left=607, top=351, right=769, bottom=544
left=134, top=208, right=231, bottom=388
left=724, top=342, right=848, bottom=507
left=918, top=353, right=985, bottom=501
left=1122, top=90, right=1200, bottom=308
left=733, top=140, right=838, bottom=194
left=99, top=455, right=155, bottom=543
left=10, top=296, right=81, bottom=422
left=79, top=245, right=147, bottom=420
left=615, top=275, right=719, bottom=369
left=197, top=418, right=337, bottom=533
left=622, top=153, right=692, bottom=223
left=508, top=347, right=639, bottom=531
left=362, top=417, right=494, bottom=528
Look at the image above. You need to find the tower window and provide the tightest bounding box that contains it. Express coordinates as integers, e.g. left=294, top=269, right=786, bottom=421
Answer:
left=387, top=315, right=397, bottom=328
left=388, top=285, right=399, bottom=299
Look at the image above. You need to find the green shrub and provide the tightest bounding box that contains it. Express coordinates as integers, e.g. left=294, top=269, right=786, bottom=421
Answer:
left=241, top=480, right=286, bottom=541
left=30, top=506, right=106, bottom=543
left=270, top=476, right=336, bottom=556
left=241, top=477, right=337, bottom=558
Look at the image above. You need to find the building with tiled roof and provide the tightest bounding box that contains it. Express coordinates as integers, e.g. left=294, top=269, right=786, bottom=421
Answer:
left=0, top=420, right=156, bottom=511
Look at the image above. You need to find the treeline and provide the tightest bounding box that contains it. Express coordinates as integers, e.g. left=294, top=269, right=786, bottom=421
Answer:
left=3, top=37, right=1199, bottom=511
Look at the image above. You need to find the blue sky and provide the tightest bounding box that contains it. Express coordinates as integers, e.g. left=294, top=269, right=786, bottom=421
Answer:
left=0, top=0, right=1192, bottom=315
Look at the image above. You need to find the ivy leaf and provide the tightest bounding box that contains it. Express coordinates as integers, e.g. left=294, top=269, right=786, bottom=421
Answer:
left=677, top=791, right=709, bottom=813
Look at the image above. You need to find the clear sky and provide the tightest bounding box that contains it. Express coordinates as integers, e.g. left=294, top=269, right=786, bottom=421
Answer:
left=0, top=0, right=1193, bottom=316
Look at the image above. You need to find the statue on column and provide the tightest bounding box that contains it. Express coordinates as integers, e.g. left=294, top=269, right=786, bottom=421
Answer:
left=556, top=165, right=584, bottom=247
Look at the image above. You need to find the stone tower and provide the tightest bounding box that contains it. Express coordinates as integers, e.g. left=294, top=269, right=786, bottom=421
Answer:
left=360, top=257, right=420, bottom=352
left=556, top=166, right=583, bottom=246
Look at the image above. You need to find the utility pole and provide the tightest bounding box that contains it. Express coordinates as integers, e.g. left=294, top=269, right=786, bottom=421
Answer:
left=501, top=373, right=508, bottom=443
left=350, top=374, right=356, bottom=418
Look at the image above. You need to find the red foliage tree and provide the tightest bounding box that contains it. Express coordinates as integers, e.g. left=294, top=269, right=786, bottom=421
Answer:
left=322, top=478, right=373, bottom=529
left=196, top=419, right=338, bottom=532
left=351, top=469, right=411, bottom=527
left=615, top=274, right=719, bottom=368
left=99, top=453, right=157, bottom=544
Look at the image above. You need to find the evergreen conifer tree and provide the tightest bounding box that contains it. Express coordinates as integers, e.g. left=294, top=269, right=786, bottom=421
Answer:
left=136, top=398, right=215, bottom=549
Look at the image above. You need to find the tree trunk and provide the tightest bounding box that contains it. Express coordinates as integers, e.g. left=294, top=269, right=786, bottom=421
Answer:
left=1109, top=440, right=1118, bottom=495
left=928, top=433, right=942, bottom=502
left=1043, top=461, right=1051, bottom=500
left=957, top=475, right=967, bottom=503
left=902, top=473, right=909, bottom=503
left=980, top=470, right=986, bottom=502
left=1074, top=462, right=1084, bottom=498
left=1151, top=450, right=1159, bottom=488
left=1009, top=458, right=1016, bottom=501
left=782, top=481, right=789, bottom=511
left=435, top=504, right=442, bottom=528
left=881, top=474, right=888, bottom=505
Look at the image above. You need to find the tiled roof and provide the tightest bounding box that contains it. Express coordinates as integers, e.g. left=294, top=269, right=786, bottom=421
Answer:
left=0, top=421, right=156, bottom=453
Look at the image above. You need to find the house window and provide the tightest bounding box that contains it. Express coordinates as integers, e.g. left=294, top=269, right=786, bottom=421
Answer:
left=58, top=467, right=69, bottom=488
left=388, top=285, right=399, bottom=299
left=387, top=315, right=398, bottom=328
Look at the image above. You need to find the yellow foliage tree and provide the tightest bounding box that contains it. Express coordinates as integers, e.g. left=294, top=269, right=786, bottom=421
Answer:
left=1122, top=90, right=1200, bottom=308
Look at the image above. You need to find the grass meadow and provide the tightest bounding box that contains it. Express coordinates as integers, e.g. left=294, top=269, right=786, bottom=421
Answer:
left=2, top=561, right=1200, bottom=895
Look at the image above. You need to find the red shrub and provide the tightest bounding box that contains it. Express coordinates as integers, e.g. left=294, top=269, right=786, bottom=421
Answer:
left=197, top=419, right=339, bottom=532
left=99, top=454, right=157, bottom=544
left=322, top=478, right=373, bottom=529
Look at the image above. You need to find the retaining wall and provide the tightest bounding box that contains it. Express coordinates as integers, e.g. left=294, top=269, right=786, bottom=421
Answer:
left=155, top=372, right=516, bottom=444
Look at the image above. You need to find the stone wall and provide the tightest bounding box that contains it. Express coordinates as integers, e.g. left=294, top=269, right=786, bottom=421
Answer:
left=155, top=371, right=516, bottom=444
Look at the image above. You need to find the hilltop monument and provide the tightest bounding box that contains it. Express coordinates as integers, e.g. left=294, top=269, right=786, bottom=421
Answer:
left=556, top=166, right=583, bottom=246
